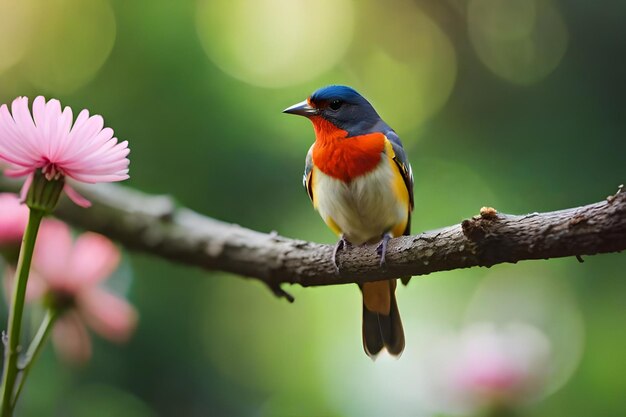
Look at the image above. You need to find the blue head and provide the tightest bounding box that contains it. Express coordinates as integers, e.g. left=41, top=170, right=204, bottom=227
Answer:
left=283, top=85, right=387, bottom=136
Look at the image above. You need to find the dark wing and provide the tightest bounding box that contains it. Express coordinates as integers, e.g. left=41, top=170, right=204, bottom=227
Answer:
left=386, top=130, right=414, bottom=215
left=303, top=144, right=314, bottom=203
left=385, top=131, right=414, bottom=286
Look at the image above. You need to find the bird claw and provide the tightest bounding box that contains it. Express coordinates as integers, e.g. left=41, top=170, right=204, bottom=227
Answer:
left=332, top=235, right=350, bottom=274
left=376, top=233, right=392, bottom=268
left=333, top=233, right=391, bottom=272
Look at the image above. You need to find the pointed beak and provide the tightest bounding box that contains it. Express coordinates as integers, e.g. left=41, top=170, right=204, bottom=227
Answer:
left=282, top=99, right=318, bottom=117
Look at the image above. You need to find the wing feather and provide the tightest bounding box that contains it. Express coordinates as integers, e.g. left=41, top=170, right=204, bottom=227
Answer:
left=385, top=131, right=414, bottom=210
left=384, top=131, right=414, bottom=285
left=384, top=131, right=414, bottom=216
left=303, top=144, right=314, bottom=203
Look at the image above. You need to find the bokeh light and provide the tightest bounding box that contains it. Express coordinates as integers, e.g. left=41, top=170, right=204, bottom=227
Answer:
left=196, top=0, right=354, bottom=88
left=347, top=0, right=457, bottom=132
left=21, top=0, right=116, bottom=94
left=468, top=0, right=568, bottom=85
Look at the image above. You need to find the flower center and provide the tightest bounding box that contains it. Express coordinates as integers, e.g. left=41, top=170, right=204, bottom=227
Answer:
left=45, top=289, right=76, bottom=312
left=41, top=161, right=65, bottom=181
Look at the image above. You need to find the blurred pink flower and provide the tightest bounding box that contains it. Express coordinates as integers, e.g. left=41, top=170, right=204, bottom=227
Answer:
left=32, top=220, right=137, bottom=364
left=420, top=323, right=552, bottom=415
left=0, top=96, right=130, bottom=207
left=451, top=323, right=551, bottom=407
left=0, top=193, right=28, bottom=245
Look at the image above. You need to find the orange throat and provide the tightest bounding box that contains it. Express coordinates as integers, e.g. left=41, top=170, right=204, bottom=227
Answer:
left=310, top=116, right=384, bottom=182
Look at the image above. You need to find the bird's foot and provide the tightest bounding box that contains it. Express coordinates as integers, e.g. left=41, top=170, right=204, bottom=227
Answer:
left=376, top=233, right=392, bottom=267
left=332, top=235, right=351, bottom=274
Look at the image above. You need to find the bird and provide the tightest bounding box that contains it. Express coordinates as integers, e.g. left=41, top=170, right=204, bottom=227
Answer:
left=283, top=85, right=414, bottom=357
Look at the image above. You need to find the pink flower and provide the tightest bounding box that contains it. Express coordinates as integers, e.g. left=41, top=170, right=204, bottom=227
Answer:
left=0, top=193, right=28, bottom=245
left=32, top=220, right=137, bottom=364
left=419, top=323, right=552, bottom=415
left=451, top=323, right=551, bottom=406
left=0, top=96, right=129, bottom=207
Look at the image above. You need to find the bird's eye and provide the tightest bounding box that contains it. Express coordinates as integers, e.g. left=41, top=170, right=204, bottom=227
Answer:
left=329, top=100, right=342, bottom=110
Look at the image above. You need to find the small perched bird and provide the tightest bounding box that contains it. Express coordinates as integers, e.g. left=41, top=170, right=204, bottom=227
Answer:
left=284, top=85, right=414, bottom=357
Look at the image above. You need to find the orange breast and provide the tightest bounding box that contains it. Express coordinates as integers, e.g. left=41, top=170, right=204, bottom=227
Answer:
left=310, top=117, right=385, bottom=182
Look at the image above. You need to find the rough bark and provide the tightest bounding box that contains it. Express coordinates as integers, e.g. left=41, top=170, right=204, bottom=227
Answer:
left=1, top=178, right=624, bottom=301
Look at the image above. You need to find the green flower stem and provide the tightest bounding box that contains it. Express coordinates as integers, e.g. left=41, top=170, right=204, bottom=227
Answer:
left=11, top=308, right=58, bottom=408
left=0, top=208, right=45, bottom=417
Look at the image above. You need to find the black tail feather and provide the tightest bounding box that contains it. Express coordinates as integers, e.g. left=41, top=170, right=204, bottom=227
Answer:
left=362, top=306, right=385, bottom=356
left=361, top=282, right=405, bottom=358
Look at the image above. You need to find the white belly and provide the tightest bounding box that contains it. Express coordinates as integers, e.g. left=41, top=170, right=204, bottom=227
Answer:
left=312, top=157, right=407, bottom=245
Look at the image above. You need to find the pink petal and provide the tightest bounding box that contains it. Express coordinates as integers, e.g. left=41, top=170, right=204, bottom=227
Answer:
left=18, top=173, right=34, bottom=202
left=0, top=193, right=28, bottom=244
left=32, top=96, right=49, bottom=150
left=54, top=108, right=88, bottom=160
left=49, top=106, right=73, bottom=161
left=31, top=96, right=47, bottom=128
left=3, top=166, right=34, bottom=178
left=52, top=312, right=92, bottom=365
left=60, top=115, right=106, bottom=161
left=66, top=172, right=129, bottom=183
left=63, top=184, right=91, bottom=208
left=2, top=266, right=47, bottom=303
left=78, top=287, right=138, bottom=343
left=67, top=232, right=120, bottom=287
left=10, top=97, right=40, bottom=156
left=68, top=134, right=119, bottom=163
left=68, top=159, right=129, bottom=176
left=63, top=145, right=130, bottom=173
left=0, top=104, right=39, bottom=166
left=63, top=127, right=115, bottom=162
left=43, top=99, right=62, bottom=158
left=32, top=219, right=74, bottom=291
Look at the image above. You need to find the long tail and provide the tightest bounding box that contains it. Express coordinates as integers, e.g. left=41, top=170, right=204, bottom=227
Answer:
left=360, top=280, right=405, bottom=357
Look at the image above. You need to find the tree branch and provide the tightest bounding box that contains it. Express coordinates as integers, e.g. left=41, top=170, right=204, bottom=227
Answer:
left=1, top=178, right=625, bottom=301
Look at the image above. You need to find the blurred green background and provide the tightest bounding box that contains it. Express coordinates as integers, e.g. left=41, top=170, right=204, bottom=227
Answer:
left=1, top=0, right=625, bottom=416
